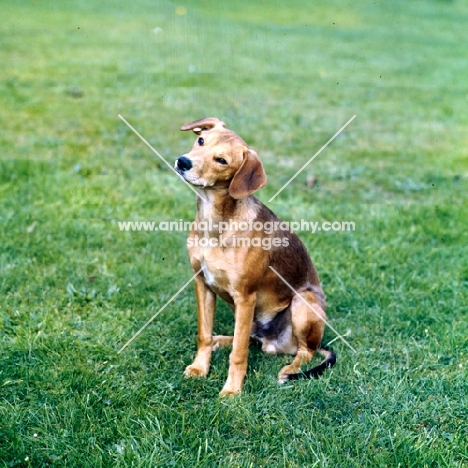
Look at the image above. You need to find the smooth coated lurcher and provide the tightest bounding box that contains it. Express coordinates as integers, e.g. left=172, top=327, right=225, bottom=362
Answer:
left=175, top=117, right=336, bottom=396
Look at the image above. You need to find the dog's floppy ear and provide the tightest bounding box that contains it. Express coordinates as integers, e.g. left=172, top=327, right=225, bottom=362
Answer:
left=229, top=149, right=267, bottom=199
left=180, top=117, right=226, bottom=135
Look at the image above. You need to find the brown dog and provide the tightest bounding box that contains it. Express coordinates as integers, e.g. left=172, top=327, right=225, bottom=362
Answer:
left=175, top=117, right=336, bottom=395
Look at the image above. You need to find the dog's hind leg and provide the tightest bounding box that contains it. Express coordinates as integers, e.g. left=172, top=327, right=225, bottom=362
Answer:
left=277, top=291, right=326, bottom=383
left=212, top=335, right=234, bottom=351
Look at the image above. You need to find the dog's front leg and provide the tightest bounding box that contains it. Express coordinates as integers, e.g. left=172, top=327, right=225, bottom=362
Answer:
left=184, top=275, right=216, bottom=378
left=220, top=292, right=256, bottom=396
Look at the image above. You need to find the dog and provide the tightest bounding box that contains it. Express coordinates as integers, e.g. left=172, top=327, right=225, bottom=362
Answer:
left=175, top=117, right=336, bottom=395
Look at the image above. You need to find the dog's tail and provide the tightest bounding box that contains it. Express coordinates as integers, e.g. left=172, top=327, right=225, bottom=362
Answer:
left=284, top=346, right=336, bottom=381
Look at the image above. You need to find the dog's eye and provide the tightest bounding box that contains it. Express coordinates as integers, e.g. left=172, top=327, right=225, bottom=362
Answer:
left=215, top=157, right=228, bottom=165
left=197, top=137, right=204, bottom=146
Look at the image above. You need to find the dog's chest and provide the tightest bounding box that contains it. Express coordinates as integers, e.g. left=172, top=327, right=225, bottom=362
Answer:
left=197, top=248, right=234, bottom=295
left=202, top=259, right=227, bottom=290
left=202, top=264, right=218, bottom=288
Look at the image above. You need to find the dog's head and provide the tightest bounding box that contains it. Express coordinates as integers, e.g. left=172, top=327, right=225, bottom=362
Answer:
left=176, top=117, right=267, bottom=199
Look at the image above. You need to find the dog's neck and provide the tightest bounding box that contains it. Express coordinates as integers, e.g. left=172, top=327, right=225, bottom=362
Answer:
left=196, top=188, right=257, bottom=224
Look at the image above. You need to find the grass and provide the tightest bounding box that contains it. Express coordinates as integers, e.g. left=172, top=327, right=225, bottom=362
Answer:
left=1, top=0, right=467, bottom=466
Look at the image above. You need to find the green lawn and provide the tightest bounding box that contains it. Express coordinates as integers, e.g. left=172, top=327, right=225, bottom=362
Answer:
left=1, top=0, right=467, bottom=466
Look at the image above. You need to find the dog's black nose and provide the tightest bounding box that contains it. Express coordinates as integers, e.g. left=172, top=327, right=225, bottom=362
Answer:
left=177, top=156, right=192, bottom=171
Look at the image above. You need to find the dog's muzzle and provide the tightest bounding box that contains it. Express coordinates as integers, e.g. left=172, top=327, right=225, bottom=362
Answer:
left=176, top=156, right=192, bottom=172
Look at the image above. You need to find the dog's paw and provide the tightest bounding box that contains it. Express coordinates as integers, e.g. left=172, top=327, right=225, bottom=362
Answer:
left=278, top=364, right=295, bottom=384
left=184, top=364, right=208, bottom=378
left=277, top=373, right=290, bottom=384
left=212, top=335, right=233, bottom=351
left=219, top=386, right=241, bottom=397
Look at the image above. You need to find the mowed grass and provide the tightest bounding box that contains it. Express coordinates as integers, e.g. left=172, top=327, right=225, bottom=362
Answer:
left=1, top=0, right=467, bottom=466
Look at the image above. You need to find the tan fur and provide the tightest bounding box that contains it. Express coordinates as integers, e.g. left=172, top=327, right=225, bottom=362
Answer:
left=176, top=117, right=333, bottom=395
